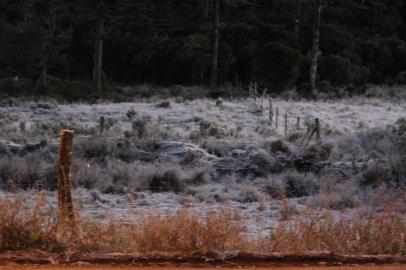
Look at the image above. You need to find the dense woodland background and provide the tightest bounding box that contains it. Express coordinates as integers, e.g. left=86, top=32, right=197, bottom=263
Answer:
left=0, top=0, right=406, bottom=99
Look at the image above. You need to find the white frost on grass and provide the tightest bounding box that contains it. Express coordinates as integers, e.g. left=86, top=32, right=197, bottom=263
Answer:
left=1, top=97, right=405, bottom=143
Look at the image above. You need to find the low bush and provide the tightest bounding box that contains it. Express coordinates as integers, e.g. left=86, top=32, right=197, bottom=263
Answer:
left=198, top=119, right=227, bottom=138
left=157, top=100, right=171, bottom=108
left=148, top=169, right=186, bottom=193
left=282, top=171, right=320, bottom=198
left=268, top=139, right=290, bottom=154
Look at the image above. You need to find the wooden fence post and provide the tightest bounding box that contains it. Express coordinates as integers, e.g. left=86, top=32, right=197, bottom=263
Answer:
left=57, top=129, right=76, bottom=229
left=276, top=107, right=279, bottom=129
left=297, top=117, right=300, bottom=131
left=100, top=116, right=105, bottom=134
left=315, top=118, right=320, bottom=140
left=284, top=111, right=288, bottom=136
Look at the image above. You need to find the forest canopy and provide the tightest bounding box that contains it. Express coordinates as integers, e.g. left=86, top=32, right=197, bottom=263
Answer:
left=0, top=0, right=405, bottom=98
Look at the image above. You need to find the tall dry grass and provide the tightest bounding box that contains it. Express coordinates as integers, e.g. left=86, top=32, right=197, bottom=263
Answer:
left=0, top=196, right=405, bottom=255
left=263, top=210, right=406, bottom=255
left=80, top=208, right=247, bottom=254
left=0, top=196, right=61, bottom=252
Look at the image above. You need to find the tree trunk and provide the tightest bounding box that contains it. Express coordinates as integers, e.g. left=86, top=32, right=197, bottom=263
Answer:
left=210, top=0, right=220, bottom=89
left=294, top=0, right=301, bottom=47
left=309, top=0, right=322, bottom=96
left=94, top=12, right=104, bottom=94
left=34, top=8, right=56, bottom=92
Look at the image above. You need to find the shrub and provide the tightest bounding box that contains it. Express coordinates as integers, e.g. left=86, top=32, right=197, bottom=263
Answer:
left=74, top=161, right=112, bottom=189
left=359, top=164, right=389, bottom=188
left=238, top=187, right=260, bottom=203
left=269, top=139, right=290, bottom=154
left=250, top=149, right=286, bottom=175
left=157, top=100, right=171, bottom=108
left=132, top=118, right=148, bottom=138
left=262, top=177, right=285, bottom=199
left=77, top=137, right=112, bottom=160
left=198, top=119, right=227, bottom=138
left=0, top=156, right=56, bottom=190
left=187, top=170, right=211, bottom=186
left=149, top=169, right=186, bottom=193
left=126, top=107, right=137, bottom=119
left=392, top=118, right=406, bottom=136
left=282, top=171, right=320, bottom=198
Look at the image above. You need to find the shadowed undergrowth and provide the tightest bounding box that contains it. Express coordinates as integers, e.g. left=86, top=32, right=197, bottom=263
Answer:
left=0, top=196, right=405, bottom=255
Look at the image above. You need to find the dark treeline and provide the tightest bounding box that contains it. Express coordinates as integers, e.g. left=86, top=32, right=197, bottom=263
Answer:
left=1, top=0, right=406, bottom=98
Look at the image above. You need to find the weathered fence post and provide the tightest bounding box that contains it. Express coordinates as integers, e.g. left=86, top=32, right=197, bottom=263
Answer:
left=57, top=129, right=76, bottom=229
left=269, top=99, right=273, bottom=125
left=284, top=111, right=288, bottom=136
left=276, top=107, right=279, bottom=129
left=100, top=116, right=105, bottom=134
left=297, top=117, right=300, bottom=131
left=315, top=118, right=320, bottom=140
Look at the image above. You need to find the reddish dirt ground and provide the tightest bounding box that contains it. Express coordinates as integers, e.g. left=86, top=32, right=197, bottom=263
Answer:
left=0, top=265, right=406, bottom=270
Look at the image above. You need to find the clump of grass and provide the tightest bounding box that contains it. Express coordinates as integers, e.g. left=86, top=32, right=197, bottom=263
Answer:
left=0, top=197, right=61, bottom=252
left=194, top=118, right=227, bottom=138
left=157, top=100, right=171, bottom=108
left=124, top=117, right=175, bottom=150
left=126, top=107, right=137, bottom=119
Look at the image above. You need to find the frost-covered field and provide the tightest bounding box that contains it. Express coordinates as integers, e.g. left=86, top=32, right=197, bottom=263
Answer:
left=2, top=97, right=405, bottom=140
left=0, top=97, right=405, bottom=234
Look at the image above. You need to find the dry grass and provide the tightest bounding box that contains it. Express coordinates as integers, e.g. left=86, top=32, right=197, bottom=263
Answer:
left=0, top=196, right=61, bottom=252
left=264, top=210, right=406, bottom=255
left=79, top=208, right=246, bottom=254
left=0, top=196, right=405, bottom=255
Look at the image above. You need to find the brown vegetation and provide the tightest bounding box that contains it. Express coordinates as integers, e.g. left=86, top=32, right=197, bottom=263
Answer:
left=0, top=196, right=405, bottom=257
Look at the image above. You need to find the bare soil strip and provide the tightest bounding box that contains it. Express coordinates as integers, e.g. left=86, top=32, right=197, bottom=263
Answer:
left=0, top=252, right=405, bottom=268
left=1, top=266, right=406, bottom=270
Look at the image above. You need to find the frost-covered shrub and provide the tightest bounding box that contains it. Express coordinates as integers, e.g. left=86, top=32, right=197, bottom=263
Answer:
left=186, top=170, right=211, bottom=186
left=74, top=161, right=111, bottom=189
left=125, top=118, right=175, bottom=150
left=238, top=187, right=260, bottom=203
left=0, top=157, right=56, bottom=190
left=157, top=100, right=171, bottom=108
left=198, top=119, right=227, bottom=138
left=250, top=149, right=287, bottom=175
left=392, top=118, right=406, bottom=136
left=76, top=137, right=112, bottom=160
left=149, top=169, right=186, bottom=193
left=282, top=171, right=320, bottom=198
left=126, top=107, right=137, bottom=119
left=132, top=118, right=148, bottom=138
left=330, top=193, right=357, bottom=209
left=262, top=177, right=286, bottom=199
left=268, top=139, right=290, bottom=154
left=359, top=164, right=390, bottom=188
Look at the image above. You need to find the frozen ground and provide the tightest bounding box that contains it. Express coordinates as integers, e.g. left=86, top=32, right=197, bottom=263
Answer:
left=0, top=96, right=405, bottom=234
left=1, top=97, right=405, bottom=142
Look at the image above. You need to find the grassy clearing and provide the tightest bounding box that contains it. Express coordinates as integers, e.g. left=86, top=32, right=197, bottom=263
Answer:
left=0, top=196, right=405, bottom=255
